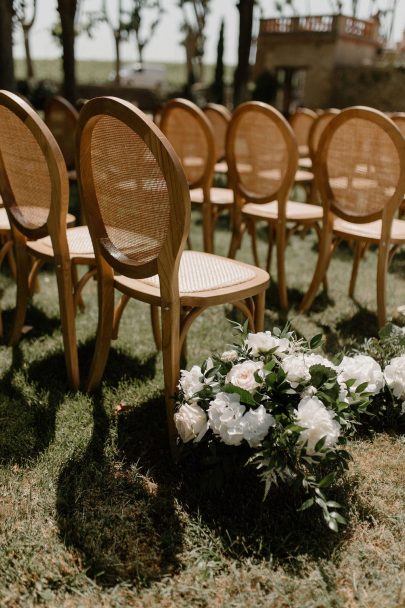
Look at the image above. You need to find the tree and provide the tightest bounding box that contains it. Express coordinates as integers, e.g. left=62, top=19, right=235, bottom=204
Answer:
left=57, top=0, right=80, bottom=103
left=179, top=0, right=210, bottom=94
left=0, top=0, right=15, bottom=91
left=211, top=19, right=224, bottom=104
left=14, top=0, right=37, bottom=80
left=233, top=0, right=254, bottom=107
left=126, top=0, right=162, bottom=68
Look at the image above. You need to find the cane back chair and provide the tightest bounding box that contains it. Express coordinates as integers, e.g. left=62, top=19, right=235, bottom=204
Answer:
left=76, top=97, right=269, bottom=449
left=0, top=91, right=95, bottom=388
left=290, top=107, right=318, bottom=160
left=300, top=107, right=405, bottom=327
left=44, top=95, right=79, bottom=179
left=203, top=103, right=232, bottom=175
left=226, top=101, right=323, bottom=310
left=307, top=109, right=340, bottom=204
left=160, top=98, right=234, bottom=254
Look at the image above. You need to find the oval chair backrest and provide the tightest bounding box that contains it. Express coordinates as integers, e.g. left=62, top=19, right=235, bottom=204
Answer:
left=391, top=113, right=405, bottom=139
left=76, top=97, right=190, bottom=288
left=226, top=101, right=298, bottom=205
left=308, top=109, right=340, bottom=163
left=289, top=107, right=317, bottom=151
left=45, top=96, right=79, bottom=171
left=316, top=106, right=405, bottom=224
left=0, top=90, right=69, bottom=241
left=160, top=98, right=216, bottom=190
left=203, top=103, right=232, bottom=162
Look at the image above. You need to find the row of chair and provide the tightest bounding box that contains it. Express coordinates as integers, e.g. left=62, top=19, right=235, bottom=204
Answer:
left=0, top=91, right=269, bottom=450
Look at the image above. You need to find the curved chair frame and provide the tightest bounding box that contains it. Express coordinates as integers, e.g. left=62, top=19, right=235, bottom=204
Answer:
left=300, top=106, right=405, bottom=327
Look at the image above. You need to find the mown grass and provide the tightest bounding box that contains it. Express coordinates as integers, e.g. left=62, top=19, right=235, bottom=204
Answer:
left=1, top=201, right=405, bottom=607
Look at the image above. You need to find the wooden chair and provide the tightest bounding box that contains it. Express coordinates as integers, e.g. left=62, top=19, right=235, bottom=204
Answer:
left=290, top=107, right=318, bottom=159
left=307, top=109, right=340, bottom=204
left=76, top=96, right=270, bottom=449
left=44, top=95, right=79, bottom=180
left=160, top=98, right=235, bottom=254
left=226, top=101, right=323, bottom=310
left=203, top=103, right=232, bottom=175
left=300, top=107, right=405, bottom=327
left=0, top=90, right=95, bottom=388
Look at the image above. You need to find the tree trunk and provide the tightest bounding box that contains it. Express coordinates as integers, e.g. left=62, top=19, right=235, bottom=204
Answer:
left=0, top=0, right=16, bottom=91
left=233, top=0, right=254, bottom=107
left=23, top=26, right=35, bottom=80
left=57, top=0, right=77, bottom=103
left=114, top=33, right=121, bottom=84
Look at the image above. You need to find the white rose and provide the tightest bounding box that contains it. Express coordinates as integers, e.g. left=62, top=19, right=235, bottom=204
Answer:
left=208, top=392, right=246, bottom=445
left=384, top=355, right=405, bottom=399
left=221, top=349, right=239, bottom=362
left=302, top=353, right=336, bottom=370
left=239, top=404, right=275, bottom=447
left=225, top=360, right=264, bottom=393
left=281, top=354, right=312, bottom=387
left=294, top=396, right=340, bottom=455
left=246, top=331, right=290, bottom=357
left=174, top=403, right=208, bottom=443
left=337, top=354, right=384, bottom=395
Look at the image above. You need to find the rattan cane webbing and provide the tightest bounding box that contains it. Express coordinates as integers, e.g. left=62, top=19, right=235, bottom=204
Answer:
left=391, top=115, right=405, bottom=138
left=233, top=111, right=288, bottom=198
left=34, top=225, right=94, bottom=255
left=204, top=108, right=228, bottom=161
left=45, top=99, right=78, bottom=170
left=90, top=115, right=170, bottom=265
left=141, top=250, right=256, bottom=293
left=326, top=118, right=400, bottom=218
left=0, top=106, right=51, bottom=230
left=163, top=108, right=208, bottom=186
left=309, top=113, right=337, bottom=158
left=290, top=111, right=315, bottom=148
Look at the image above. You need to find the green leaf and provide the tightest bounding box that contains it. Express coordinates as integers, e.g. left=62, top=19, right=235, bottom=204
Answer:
left=264, top=360, right=276, bottom=372
left=330, top=511, right=347, bottom=525
left=222, top=384, right=256, bottom=406
left=314, top=436, right=327, bottom=452
left=297, top=497, right=314, bottom=511
left=356, top=381, right=369, bottom=393
left=326, top=500, right=342, bottom=508
left=318, top=472, right=336, bottom=488
left=327, top=518, right=339, bottom=532
left=310, top=334, right=323, bottom=349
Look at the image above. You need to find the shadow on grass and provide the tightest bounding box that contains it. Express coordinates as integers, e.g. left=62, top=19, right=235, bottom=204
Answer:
left=319, top=307, right=379, bottom=354
left=1, top=305, right=61, bottom=344
left=56, top=394, right=183, bottom=588
left=77, top=339, right=157, bottom=389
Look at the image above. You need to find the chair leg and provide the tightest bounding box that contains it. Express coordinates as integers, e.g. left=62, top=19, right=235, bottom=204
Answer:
left=376, top=241, right=389, bottom=328
left=112, top=294, right=129, bottom=340
left=202, top=200, right=213, bottom=254
left=228, top=205, right=244, bottom=259
left=54, top=260, right=80, bottom=390
left=253, top=290, right=265, bottom=332
left=86, top=267, right=115, bottom=392
left=276, top=224, right=288, bottom=310
left=300, top=223, right=333, bottom=313
left=71, top=264, right=85, bottom=313
left=151, top=304, right=162, bottom=351
left=248, top=218, right=260, bottom=267
left=266, top=223, right=275, bottom=273
left=161, top=300, right=181, bottom=456
left=9, top=238, right=31, bottom=346
left=349, top=240, right=364, bottom=298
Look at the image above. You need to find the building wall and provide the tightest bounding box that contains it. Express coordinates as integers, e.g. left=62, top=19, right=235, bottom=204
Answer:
left=331, top=66, right=405, bottom=111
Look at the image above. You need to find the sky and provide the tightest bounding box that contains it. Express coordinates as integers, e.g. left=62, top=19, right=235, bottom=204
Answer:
left=13, top=0, right=405, bottom=66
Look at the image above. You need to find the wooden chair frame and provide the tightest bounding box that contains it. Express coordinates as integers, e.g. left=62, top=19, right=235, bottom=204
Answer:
left=203, top=102, right=232, bottom=165
left=0, top=90, right=88, bottom=388
left=289, top=107, right=318, bottom=158
left=160, top=98, right=233, bottom=254
left=76, top=97, right=269, bottom=450
left=226, top=101, right=322, bottom=310
left=300, top=106, right=405, bottom=327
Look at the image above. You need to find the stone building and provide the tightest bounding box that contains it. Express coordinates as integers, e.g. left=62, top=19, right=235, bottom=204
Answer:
left=254, top=14, right=382, bottom=113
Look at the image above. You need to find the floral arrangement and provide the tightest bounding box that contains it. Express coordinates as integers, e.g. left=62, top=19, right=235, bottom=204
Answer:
left=175, top=324, right=385, bottom=531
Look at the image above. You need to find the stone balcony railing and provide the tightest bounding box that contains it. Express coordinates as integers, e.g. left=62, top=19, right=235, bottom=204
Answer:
left=260, top=14, right=379, bottom=43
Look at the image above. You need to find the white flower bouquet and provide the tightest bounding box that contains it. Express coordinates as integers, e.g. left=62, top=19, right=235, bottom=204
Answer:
left=175, top=324, right=381, bottom=531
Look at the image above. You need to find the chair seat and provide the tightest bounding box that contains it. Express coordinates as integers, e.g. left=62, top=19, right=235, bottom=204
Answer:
left=214, top=160, right=228, bottom=174
left=243, top=200, right=323, bottom=222
left=295, top=169, right=314, bottom=183
left=68, top=169, right=77, bottom=181
left=190, top=187, right=234, bottom=206
left=299, top=144, right=309, bottom=157
left=27, top=225, right=95, bottom=260
left=333, top=217, right=405, bottom=244
left=0, top=207, right=10, bottom=232
left=114, top=250, right=269, bottom=306
left=299, top=157, right=312, bottom=169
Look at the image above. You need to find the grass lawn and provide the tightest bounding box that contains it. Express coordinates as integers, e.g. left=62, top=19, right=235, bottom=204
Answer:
left=1, top=200, right=405, bottom=607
